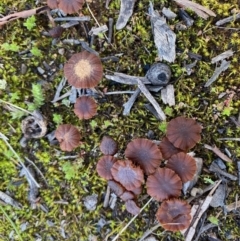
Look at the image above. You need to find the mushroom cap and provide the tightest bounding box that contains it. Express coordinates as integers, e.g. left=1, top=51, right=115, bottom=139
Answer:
left=125, top=138, right=162, bottom=175
left=107, top=180, right=125, bottom=197
left=111, top=160, right=144, bottom=191
left=120, top=191, right=135, bottom=202
left=96, top=155, right=117, bottom=180
left=125, top=200, right=140, bottom=215
left=146, top=168, right=182, bottom=201
left=74, top=96, right=97, bottom=120
left=55, top=124, right=81, bottom=152
left=156, top=198, right=192, bottom=232
left=49, top=26, right=64, bottom=38
left=166, top=152, right=197, bottom=183
left=47, top=0, right=58, bottom=9
left=166, top=116, right=202, bottom=151
left=159, top=136, right=181, bottom=160
left=64, top=51, right=103, bottom=89
left=58, top=0, right=84, bottom=14
left=100, top=136, right=118, bottom=155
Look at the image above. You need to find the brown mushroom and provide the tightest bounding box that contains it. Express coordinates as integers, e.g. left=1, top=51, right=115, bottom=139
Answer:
left=120, top=191, right=135, bottom=202
left=125, top=138, right=162, bottom=175
left=96, top=155, right=117, bottom=180
left=156, top=198, right=192, bottom=232
left=125, top=200, right=140, bottom=215
left=49, top=26, right=64, bottom=38
left=111, top=160, right=144, bottom=191
left=55, top=124, right=81, bottom=151
left=166, top=152, right=197, bottom=183
left=146, top=168, right=182, bottom=201
left=159, top=136, right=181, bottom=160
left=64, top=51, right=103, bottom=89
left=47, top=0, right=84, bottom=14
left=166, top=116, right=202, bottom=151
left=100, top=136, right=118, bottom=155
left=107, top=180, right=125, bottom=197
left=74, top=96, right=97, bottom=120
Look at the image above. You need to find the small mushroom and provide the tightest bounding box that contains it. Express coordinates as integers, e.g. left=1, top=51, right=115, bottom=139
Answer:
left=74, top=96, right=97, bottom=120
left=100, top=136, right=118, bottom=156
left=159, top=136, right=181, bottom=160
left=125, top=138, right=162, bottom=175
left=146, top=63, right=171, bottom=86
left=96, top=155, right=117, bottom=180
left=64, top=51, right=103, bottom=89
left=125, top=199, right=140, bottom=215
left=48, top=26, right=64, bottom=38
left=47, top=0, right=84, bottom=14
left=107, top=180, right=125, bottom=197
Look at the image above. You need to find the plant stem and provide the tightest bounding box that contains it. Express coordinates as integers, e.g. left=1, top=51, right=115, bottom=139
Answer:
left=0, top=99, right=32, bottom=115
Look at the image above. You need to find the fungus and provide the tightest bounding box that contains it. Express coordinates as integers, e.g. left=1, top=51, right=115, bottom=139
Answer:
left=48, top=26, right=64, bottom=38
left=125, top=138, right=162, bottom=175
left=159, top=136, right=181, bottom=160
left=96, top=155, right=117, bottom=180
left=156, top=198, right=192, bottom=231
left=166, top=152, right=197, bottom=183
left=146, top=168, right=182, bottom=201
left=120, top=191, right=135, bottom=202
left=74, top=96, right=97, bottom=120
left=64, top=51, right=103, bottom=89
left=125, top=200, right=140, bottom=215
left=111, top=160, right=144, bottom=191
left=107, top=180, right=125, bottom=197
left=47, top=0, right=84, bottom=14
left=55, top=124, right=81, bottom=151
left=166, top=116, right=202, bottom=151
left=100, top=136, right=118, bottom=156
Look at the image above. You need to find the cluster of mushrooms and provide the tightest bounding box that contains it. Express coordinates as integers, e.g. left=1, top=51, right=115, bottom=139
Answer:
left=97, top=116, right=202, bottom=232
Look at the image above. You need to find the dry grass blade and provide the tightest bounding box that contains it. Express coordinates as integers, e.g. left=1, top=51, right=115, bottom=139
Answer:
left=204, top=144, right=232, bottom=162
left=174, top=0, right=216, bottom=19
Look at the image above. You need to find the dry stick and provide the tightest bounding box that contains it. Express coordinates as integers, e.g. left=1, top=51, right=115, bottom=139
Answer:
left=0, top=191, right=22, bottom=209
left=103, top=185, right=111, bottom=208
left=0, top=99, right=32, bottom=115
left=112, top=197, right=153, bottom=241
left=184, top=180, right=222, bottom=241
left=215, top=13, right=240, bottom=26
left=138, top=223, right=161, bottom=241
left=204, top=144, right=232, bottom=163
left=218, top=138, right=240, bottom=141
left=136, top=78, right=166, bottom=121
left=108, top=18, right=114, bottom=43
left=209, top=162, right=237, bottom=181
left=123, top=88, right=141, bottom=116
left=54, top=16, right=90, bottom=21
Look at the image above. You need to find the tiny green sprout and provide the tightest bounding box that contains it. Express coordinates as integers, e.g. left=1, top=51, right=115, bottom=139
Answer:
left=30, top=46, right=42, bottom=57
left=53, top=113, right=63, bottom=125
left=203, top=177, right=215, bottom=184
left=158, top=121, right=167, bottom=133
left=61, top=161, right=79, bottom=180
left=102, top=120, right=113, bottom=129
left=208, top=216, right=219, bottom=225
left=164, top=106, right=174, bottom=117
left=23, top=15, right=36, bottom=30
left=90, top=119, right=98, bottom=129
left=2, top=42, right=19, bottom=52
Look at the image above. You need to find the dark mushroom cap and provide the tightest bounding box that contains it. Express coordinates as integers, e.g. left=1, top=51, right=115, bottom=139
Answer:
left=125, top=200, right=140, bottom=215
left=166, top=116, right=202, bottom=151
left=96, top=155, right=117, bottom=180
left=159, top=136, right=181, bottom=160
left=120, top=191, right=135, bottom=202
left=55, top=124, right=81, bottom=152
left=107, top=180, right=125, bottom=197
left=146, top=168, right=182, bottom=201
left=156, top=198, right=192, bottom=232
left=100, top=136, right=118, bottom=155
left=49, top=26, right=64, bottom=38
left=125, top=138, right=162, bottom=175
left=111, top=160, right=144, bottom=191
left=47, top=0, right=84, bottom=14
left=74, top=96, right=97, bottom=120
left=64, top=51, right=103, bottom=88
left=166, top=152, right=197, bottom=183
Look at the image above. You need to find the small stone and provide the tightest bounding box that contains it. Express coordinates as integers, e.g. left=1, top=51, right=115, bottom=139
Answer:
left=83, top=194, right=98, bottom=211
left=37, top=67, right=45, bottom=75
left=21, top=64, right=27, bottom=74
left=58, top=48, right=65, bottom=56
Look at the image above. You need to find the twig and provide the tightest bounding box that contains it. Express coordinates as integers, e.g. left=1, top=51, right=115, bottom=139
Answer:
left=112, top=197, right=153, bottom=241
left=103, top=186, right=111, bottom=208
left=209, top=162, right=237, bottom=181
left=138, top=222, right=161, bottom=241
left=211, top=49, right=234, bottom=64
left=105, top=91, right=135, bottom=95
left=51, top=77, right=67, bottom=103
left=215, top=13, right=240, bottom=26
left=0, top=99, right=32, bottom=115
left=238, top=161, right=240, bottom=186
left=108, top=18, right=114, bottom=43
left=54, top=16, right=90, bottom=21
left=0, top=191, right=22, bottom=209
left=136, top=78, right=166, bottom=121
left=123, top=88, right=141, bottom=116
left=204, top=144, right=232, bottom=162
left=218, top=138, right=240, bottom=141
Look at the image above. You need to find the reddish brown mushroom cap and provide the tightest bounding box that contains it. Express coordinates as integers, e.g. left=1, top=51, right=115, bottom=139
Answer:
left=107, top=180, right=125, bottom=197
left=47, top=0, right=84, bottom=14
left=159, top=136, right=181, bottom=160
left=125, top=138, right=162, bottom=175
left=96, top=155, right=117, bottom=180
left=55, top=124, right=81, bottom=152
left=111, top=160, right=144, bottom=191
left=166, top=116, right=202, bottom=151
left=156, top=199, right=192, bottom=232
left=120, top=191, right=135, bottom=202
left=125, top=200, right=140, bottom=215
left=146, top=168, right=182, bottom=201
left=74, top=96, right=97, bottom=120
left=100, top=136, right=118, bottom=155
left=166, top=152, right=197, bottom=183
left=47, top=0, right=58, bottom=9
left=49, top=26, right=64, bottom=38
left=64, top=51, right=103, bottom=89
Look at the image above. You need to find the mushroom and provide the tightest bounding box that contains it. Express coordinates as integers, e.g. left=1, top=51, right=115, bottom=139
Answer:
left=166, top=116, right=202, bottom=151
left=107, top=180, right=125, bottom=197
left=74, top=96, right=97, bottom=120
left=159, top=136, right=181, bottom=160
left=48, top=26, right=64, bottom=38
left=125, top=138, right=162, bottom=175
left=100, top=136, right=118, bottom=156
left=96, top=155, right=117, bottom=180
left=47, top=0, right=84, bottom=14
left=111, top=160, right=144, bottom=191
left=125, top=199, right=140, bottom=215
left=55, top=124, right=81, bottom=151
left=120, top=191, right=135, bottom=202
left=64, top=51, right=103, bottom=89
left=146, top=168, right=182, bottom=201
left=156, top=198, right=192, bottom=231
left=166, top=152, right=197, bottom=183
